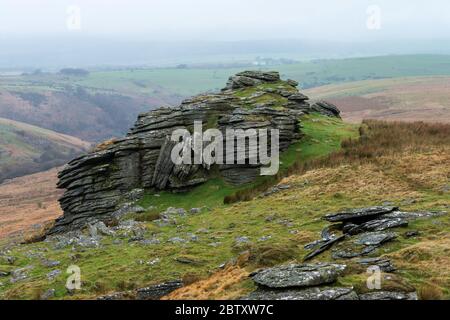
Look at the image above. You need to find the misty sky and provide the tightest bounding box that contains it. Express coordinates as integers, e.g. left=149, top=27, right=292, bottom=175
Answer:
left=1, top=0, right=449, bottom=41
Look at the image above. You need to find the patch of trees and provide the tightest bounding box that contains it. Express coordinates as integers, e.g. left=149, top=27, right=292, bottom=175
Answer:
left=12, top=91, right=47, bottom=107
left=69, top=87, right=137, bottom=137
left=59, top=68, right=90, bottom=77
left=0, top=145, right=83, bottom=184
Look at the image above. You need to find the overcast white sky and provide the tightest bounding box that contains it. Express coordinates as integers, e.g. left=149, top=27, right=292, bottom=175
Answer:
left=0, top=0, right=449, bottom=41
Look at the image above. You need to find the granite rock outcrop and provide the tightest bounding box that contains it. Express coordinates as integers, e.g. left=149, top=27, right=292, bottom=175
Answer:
left=50, top=71, right=340, bottom=234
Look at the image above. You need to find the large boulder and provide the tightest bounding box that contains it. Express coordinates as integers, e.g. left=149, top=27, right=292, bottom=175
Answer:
left=251, top=263, right=346, bottom=288
left=244, top=287, right=358, bottom=300
left=324, top=206, right=398, bottom=223
left=311, top=101, right=341, bottom=118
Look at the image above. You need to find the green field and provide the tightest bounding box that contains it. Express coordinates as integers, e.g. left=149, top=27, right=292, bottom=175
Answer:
left=2, top=55, right=450, bottom=97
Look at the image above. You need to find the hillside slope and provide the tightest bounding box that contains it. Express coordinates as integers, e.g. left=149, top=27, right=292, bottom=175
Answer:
left=0, top=80, right=181, bottom=141
left=305, top=76, right=450, bottom=123
left=0, top=116, right=448, bottom=300
left=0, top=168, right=62, bottom=240
left=0, top=118, right=89, bottom=183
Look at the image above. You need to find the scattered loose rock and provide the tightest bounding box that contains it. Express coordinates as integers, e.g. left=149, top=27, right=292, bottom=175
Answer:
left=41, top=259, right=61, bottom=268
left=332, top=246, right=378, bottom=259
left=357, top=257, right=396, bottom=273
left=40, top=289, right=56, bottom=300
left=47, top=269, right=61, bottom=280
left=235, top=236, right=250, bottom=244
left=167, top=237, right=187, bottom=244
left=404, top=230, right=420, bottom=238
left=303, top=235, right=346, bottom=261
left=354, top=232, right=397, bottom=247
left=0, top=255, right=16, bottom=265
left=305, top=206, right=440, bottom=261
left=0, top=271, right=10, bottom=277
left=10, top=266, right=33, bottom=283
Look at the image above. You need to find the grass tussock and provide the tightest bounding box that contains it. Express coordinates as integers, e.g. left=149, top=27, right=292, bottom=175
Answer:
left=418, top=284, right=444, bottom=300
left=225, top=120, right=450, bottom=204
left=163, top=266, right=250, bottom=300
left=91, top=138, right=118, bottom=152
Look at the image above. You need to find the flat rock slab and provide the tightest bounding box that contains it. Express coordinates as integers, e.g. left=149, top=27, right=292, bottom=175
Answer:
left=359, top=291, right=417, bottom=300
left=345, top=217, right=408, bottom=235
left=244, top=287, right=358, bottom=300
left=324, top=206, right=398, bottom=223
left=357, top=257, right=396, bottom=272
left=383, top=211, right=447, bottom=220
left=354, top=232, right=397, bottom=246
left=332, top=246, right=378, bottom=259
left=251, top=263, right=346, bottom=289
left=303, top=235, right=346, bottom=261
left=136, top=280, right=183, bottom=300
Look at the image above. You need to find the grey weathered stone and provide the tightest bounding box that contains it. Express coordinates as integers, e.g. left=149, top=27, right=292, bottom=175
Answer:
left=344, top=217, right=408, bottom=235
left=383, top=210, right=447, bottom=220
left=303, top=235, right=346, bottom=261
left=357, top=257, right=396, bottom=272
left=324, top=206, right=398, bottom=223
left=235, top=236, right=250, bottom=244
left=332, top=245, right=378, bottom=259
left=97, top=292, right=128, bottom=300
left=359, top=291, right=417, bottom=300
left=10, top=266, right=33, bottom=283
left=404, top=230, right=420, bottom=238
left=136, top=280, right=183, bottom=300
left=47, top=269, right=61, bottom=280
left=354, top=232, right=397, bottom=246
left=0, top=255, right=16, bottom=265
left=40, top=289, right=56, bottom=300
left=251, top=263, right=346, bottom=288
left=46, top=232, right=100, bottom=249
left=0, top=271, right=10, bottom=277
left=140, top=238, right=161, bottom=246
left=286, top=79, right=299, bottom=87
left=167, top=237, right=186, bottom=244
left=41, top=259, right=61, bottom=268
left=311, top=101, right=341, bottom=118
left=244, top=287, right=358, bottom=300
left=93, top=221, right=115, bottom=236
